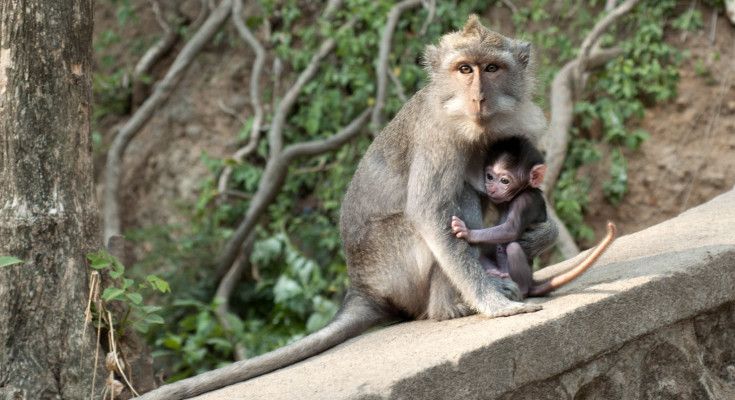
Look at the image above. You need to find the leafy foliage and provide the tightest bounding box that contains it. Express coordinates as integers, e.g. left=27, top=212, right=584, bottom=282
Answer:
left=87, top=250, right=170, bottom=334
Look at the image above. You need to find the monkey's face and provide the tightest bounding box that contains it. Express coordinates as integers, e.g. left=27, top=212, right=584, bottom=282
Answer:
left=484, top=162, right=521, bottom=204
left=424, top=18, right=533, bottom=135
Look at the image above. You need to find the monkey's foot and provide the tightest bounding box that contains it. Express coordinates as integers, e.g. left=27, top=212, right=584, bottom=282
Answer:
left=478, top=300, right=542, bottom=319
left=486, top=269, right=510, bottom=279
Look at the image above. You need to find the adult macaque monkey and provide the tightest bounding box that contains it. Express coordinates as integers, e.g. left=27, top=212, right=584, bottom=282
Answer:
left=136, top=15, right=555, bottom=400
left=451, top=136, right=617, bottom=297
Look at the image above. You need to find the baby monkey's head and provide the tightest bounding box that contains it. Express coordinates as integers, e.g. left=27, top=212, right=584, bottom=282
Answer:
left=484, top=136, right=546, bottom=204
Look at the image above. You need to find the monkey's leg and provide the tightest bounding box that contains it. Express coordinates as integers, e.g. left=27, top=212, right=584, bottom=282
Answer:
left=135, top=291, right=387, bottom=400
left=426, top=265, right=474, bottom=320
left=505, top=242, right=532, bottom=297
left=480, top=251, right=509, bottom=278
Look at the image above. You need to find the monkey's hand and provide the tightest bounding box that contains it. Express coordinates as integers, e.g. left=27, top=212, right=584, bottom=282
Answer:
left=451, top=216, right=475, bottom=242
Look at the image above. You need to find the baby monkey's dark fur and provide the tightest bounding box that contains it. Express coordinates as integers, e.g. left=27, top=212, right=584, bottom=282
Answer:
left=452, top=137, right=617, bottom=297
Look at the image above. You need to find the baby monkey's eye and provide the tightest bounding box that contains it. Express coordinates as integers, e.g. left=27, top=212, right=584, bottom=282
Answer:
left=500, top=178, right=510, bottom=185
left=458, top=64, right=473, bottom=74
left=485, top=64, right=499, bottom=73
left=486, top=174, right=493, bottom=180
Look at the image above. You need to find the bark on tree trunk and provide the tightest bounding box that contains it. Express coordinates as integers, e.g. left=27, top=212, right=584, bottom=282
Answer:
left=0, top=1, right=99, bottom=398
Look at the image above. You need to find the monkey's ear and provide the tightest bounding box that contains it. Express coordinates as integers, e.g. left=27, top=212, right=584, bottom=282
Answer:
left=462, top=14, right=482, bottom=35
left=515, top=41, right=532, bottom=68
left=422, top=44, right=441, bottom=73
left=530, top=164, right=546, bottom=188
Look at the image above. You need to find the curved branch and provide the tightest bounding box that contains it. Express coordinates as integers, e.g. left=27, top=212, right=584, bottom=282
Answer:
left=542, top=47, right=623, bottom=195
left=104, top=0, right=233, bottom=241
left=371, top=0, right=421, bottom=132
left=575, top=0, right=639, bottom=85
left=214, top=232, right=255, bottom=361
left=217, top=108, right=371, bottom=273
left=546, top=203, right=580, bottom=259
left=133, top=0, right=181, bottom=81
left=268, top=18, right=354, bottom=156
left=217, top=0, right=267, bottom=199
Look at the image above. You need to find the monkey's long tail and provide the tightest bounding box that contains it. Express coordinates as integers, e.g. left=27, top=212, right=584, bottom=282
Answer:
left=528, top=222, right=617, bottom=297
left=135, top=292, right=386, bottom=400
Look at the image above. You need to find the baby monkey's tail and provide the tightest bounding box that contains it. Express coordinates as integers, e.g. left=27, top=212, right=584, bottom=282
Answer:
left=528, top=222, right=617, bottom=297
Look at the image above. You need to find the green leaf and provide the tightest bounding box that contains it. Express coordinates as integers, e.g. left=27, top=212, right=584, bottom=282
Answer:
left=143, top=314, right=165, bottom=325
left=86, top=251, right=111, bottom=269
left=273, top=275, right=302, bottom=303
left=102, top=287, right=125, bottom=302
left=146, top=275, right=171, bottom=293
left=0, top=256, right=23, bottom=268
left=126, top=292, right=143, bottom=305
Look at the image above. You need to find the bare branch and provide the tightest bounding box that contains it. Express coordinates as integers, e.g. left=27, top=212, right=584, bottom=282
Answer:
left=217, top=0, right=268, bottom=200
left=104, top=0, right=233, bottom=241
left=371, top=0, right=422, bottom=132
left=323, top=0, right=343, bottom=19
left=133, top=1, right=181, bottom=81
left=539, top=0, right=639, bottom=257
left=574, top=0, right=639, bottom=87
left=605, top=0, right=617, bottom=12
left=214, top=232, right=255, bottom=361
left=217, top=108, right=372, bottom=273
left=418, top=0, right=436, bottom=35
left=499, top=0, right=518, bottom=14
left=388, top=68, right=408, bottom=103
left=542, top=47, right=622, bottom=195
left=546, top=203, right=580, bottom=259
left=267, top=18, right=355, bottom=156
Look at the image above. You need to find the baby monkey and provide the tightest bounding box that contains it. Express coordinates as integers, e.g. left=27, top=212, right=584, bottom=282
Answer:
left=452, top=136, right=616, bottom=298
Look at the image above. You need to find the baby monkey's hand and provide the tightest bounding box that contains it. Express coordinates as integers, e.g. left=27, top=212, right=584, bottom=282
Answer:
left=451, top=216, right=474, bottom=242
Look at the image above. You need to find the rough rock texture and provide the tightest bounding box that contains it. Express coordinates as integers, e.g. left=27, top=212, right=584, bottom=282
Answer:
left=195, top=187, right=735, bottom=400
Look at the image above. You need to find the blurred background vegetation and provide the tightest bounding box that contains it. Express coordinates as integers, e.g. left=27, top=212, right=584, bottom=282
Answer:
left=91, top=0, right=734, bottom=381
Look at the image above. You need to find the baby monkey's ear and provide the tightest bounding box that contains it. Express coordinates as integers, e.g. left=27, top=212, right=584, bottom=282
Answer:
left=529, top=164, right=546, bottom=188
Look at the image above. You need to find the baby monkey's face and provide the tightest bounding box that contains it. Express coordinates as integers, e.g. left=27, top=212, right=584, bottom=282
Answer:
left=484, top=162, right=519, bottom=204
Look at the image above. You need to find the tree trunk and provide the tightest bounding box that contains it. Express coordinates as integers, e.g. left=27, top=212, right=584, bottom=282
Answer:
left=0, top=1, right=98, bottom=399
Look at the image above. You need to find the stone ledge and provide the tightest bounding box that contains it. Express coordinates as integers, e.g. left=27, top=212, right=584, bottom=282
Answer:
left=196, top=187, right=735, bottom=400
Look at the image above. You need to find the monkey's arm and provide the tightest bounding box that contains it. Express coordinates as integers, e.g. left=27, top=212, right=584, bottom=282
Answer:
left=466, top=192, right=543, bottom=244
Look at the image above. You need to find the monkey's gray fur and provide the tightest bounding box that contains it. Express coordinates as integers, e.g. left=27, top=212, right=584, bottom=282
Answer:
left=136, top=15, right=556, bottom=400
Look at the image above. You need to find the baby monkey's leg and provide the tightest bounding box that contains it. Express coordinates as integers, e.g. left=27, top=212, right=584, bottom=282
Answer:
left=480, top=252, right=509, bottom=279
left=505, top=242, right=533, bottom=297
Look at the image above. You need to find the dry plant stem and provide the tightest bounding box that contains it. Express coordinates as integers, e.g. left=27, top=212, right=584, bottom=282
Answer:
left=574, top=0, right=639, bottom=89
left=104, top=0, right=233, bottom=241
left=107, top=311, right=140, bottom=397
left=372, top=0, right=422, bottom=132
left=214, top=233, right=256, bottom=361
left=92, top=308, right=103, bottom=400
left=217, top=108, right=372, bottom=274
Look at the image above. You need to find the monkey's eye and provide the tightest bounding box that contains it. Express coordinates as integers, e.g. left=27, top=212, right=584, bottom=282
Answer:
left=458, top=64, right=473, bottom=74
left=486, top=174, right=493, bottom=181
left=485, top=64, right=499, bottom=73
left=500, top=178, right=510, bottom=185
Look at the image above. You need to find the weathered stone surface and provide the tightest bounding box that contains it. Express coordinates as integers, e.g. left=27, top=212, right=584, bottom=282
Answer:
left=196, top=187, right=735, bottom=400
